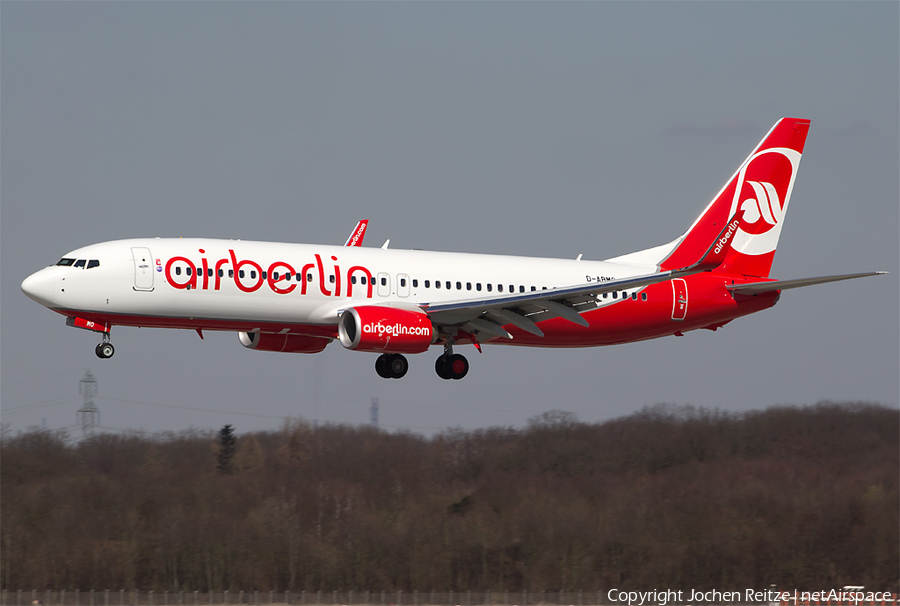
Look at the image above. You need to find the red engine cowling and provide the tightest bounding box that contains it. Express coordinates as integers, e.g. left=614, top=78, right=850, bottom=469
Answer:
left=338, top=306, right=436, bottom=353
left=238, top=332, right=331, bottom=353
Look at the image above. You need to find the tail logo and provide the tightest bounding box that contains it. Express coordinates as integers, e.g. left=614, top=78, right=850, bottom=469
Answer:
left=729, top=147, right=802, bottom=256
left=740, top=181, right=783, bottom=229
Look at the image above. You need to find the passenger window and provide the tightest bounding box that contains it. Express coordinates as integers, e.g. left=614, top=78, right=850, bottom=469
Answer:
left=476, top=283, right=482, bottom=291
left=467, top=282, right=472, bottom=291
left=531, top=286, right=536, bottom=292
left=425, top=280, right=430, bottom=288
left=456, top=281, right=461, bottom=290
left=273, top=272, right=279, bottom=280
left=240, top=270, right=245, bottom=279
left=498, top=284, right=503, bottom=292
left=401, top=278, right=407, bottom=287
left=413, top=279, right=418, bottom=288
left=361, top=276, right=367, bottom=285
left=509, top=285, right=514, bottom=293
left=603, top=292, right=608, bottom=299
left=57, top=258, right=76, bottom=266
left=519, top=286, right=525, bottom=293
left=229, top=270, right=234, bottom=278
left=262, top=271, right=267, bottom=279
left=329, top=275, right=335, bottom=283
left=435, top=281, right=441, bottom=289
left=641, top=292, right=648, bottom=301
left=87, top=260, right=100, bottom=269
left=487, top=284, right=493, bottom=292
left=631, top=292, right=637, bottom=300
left=186, top=266, right=192, bottom=276
left=612, top=291, right=617, bottom=299
left=351, top=276, right=357, bottom=285
left=295, top=273, right=302, bottom=281
left=176, top=267, right=182, bottom=276
left=381, top=277, right=387, bottom=286
left=218, top=269, right=224, bottom=278
left=307, top=274, right=313, bottom=282
left=208, top=268, right=214, bottom=277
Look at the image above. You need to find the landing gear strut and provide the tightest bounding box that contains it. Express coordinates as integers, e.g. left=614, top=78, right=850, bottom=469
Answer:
left=375, top=353, right=408, bottom=379
left=95, top=333, right=115, bottom=359
left=435, top=339, right=468, bottom=380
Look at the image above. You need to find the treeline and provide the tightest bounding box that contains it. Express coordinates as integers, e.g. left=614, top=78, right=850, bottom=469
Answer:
left=2, top=403, right=897, bottom=592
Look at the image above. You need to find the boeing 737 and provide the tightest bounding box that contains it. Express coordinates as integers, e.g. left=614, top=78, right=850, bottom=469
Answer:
left=21, top=118, right=884, bottom=379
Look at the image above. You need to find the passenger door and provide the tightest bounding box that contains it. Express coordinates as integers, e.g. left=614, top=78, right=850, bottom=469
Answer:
left=131, top=247, right=154, bottom=291
left=671, top=278, right=687, bottom=321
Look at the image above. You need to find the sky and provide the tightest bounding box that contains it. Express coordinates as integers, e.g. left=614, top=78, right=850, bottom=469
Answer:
left=2, top=2, right=898, bottom=438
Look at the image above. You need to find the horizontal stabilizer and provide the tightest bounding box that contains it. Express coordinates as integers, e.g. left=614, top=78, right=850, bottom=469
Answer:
left=727, top=272, right=887, bottom=295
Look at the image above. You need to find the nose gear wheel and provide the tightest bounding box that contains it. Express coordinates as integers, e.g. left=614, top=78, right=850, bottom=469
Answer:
left=95, top=342, right=115, bottom=359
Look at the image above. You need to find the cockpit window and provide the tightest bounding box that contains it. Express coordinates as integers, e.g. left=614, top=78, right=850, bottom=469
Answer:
left=87, top=260, right=100, bottom=269
left=57, top=258, right=76, bottom=266
left=74, top=259, right=86, bottom=268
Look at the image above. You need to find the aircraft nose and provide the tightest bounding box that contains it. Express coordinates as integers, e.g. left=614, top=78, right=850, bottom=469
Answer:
left=21, top=268, right=58, bottom=307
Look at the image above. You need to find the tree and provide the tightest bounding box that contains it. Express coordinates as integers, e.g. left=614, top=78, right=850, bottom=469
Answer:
left=216, top=424, right=236, bottom=474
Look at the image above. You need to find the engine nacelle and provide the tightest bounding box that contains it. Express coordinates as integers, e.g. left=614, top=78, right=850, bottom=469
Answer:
left=238, top=332, right=330, bottom=353
left=338, top=306, right=436, bottom=353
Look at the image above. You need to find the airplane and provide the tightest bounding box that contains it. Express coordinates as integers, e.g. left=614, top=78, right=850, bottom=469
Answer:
left=21, top=118, right=885, bottom=380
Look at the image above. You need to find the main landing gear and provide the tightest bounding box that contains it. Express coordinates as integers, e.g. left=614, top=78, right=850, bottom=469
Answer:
left=373, top=342, right=471, bottom=380
left=435, top=340, right=468, bottom=380
left=375, top=353, right=409, bottom=379
left=95, top=333, right=115, bottom=359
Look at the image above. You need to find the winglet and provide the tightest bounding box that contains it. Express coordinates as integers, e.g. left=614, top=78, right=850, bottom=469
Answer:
left=344, top=220, right=369, bottom=247
left=690, top=213, right=742, bottom=272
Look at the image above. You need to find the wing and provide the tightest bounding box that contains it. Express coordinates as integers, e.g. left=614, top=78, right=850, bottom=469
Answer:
left=420, top=216, right=742, bottom=340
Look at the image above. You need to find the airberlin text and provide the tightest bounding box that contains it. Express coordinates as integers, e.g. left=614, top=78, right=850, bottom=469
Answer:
left=164, top=249, right=375, bottom=299
left=714, top=219, right=741, bottom=254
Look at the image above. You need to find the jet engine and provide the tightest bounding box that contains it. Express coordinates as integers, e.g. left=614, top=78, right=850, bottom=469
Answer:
left=338, top=306, right=436, bottom=353
left=238, top=332, right=331, bottom=353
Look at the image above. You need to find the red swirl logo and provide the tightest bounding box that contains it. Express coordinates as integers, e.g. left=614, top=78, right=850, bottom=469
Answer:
left=735, top=151, right=794, bottom=236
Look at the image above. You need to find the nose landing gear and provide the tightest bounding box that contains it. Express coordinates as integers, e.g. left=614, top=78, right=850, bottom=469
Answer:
left=375, top=353, right=409, bottom=379
left=95, top=333, right=115, bottom=359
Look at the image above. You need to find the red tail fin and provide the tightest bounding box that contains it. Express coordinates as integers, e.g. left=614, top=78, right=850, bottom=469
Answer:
left=660, top=118, right=811, bottom=278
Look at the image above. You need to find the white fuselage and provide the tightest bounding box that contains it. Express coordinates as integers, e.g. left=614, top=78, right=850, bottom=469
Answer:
left=22, top=237, right=659, bottom=337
